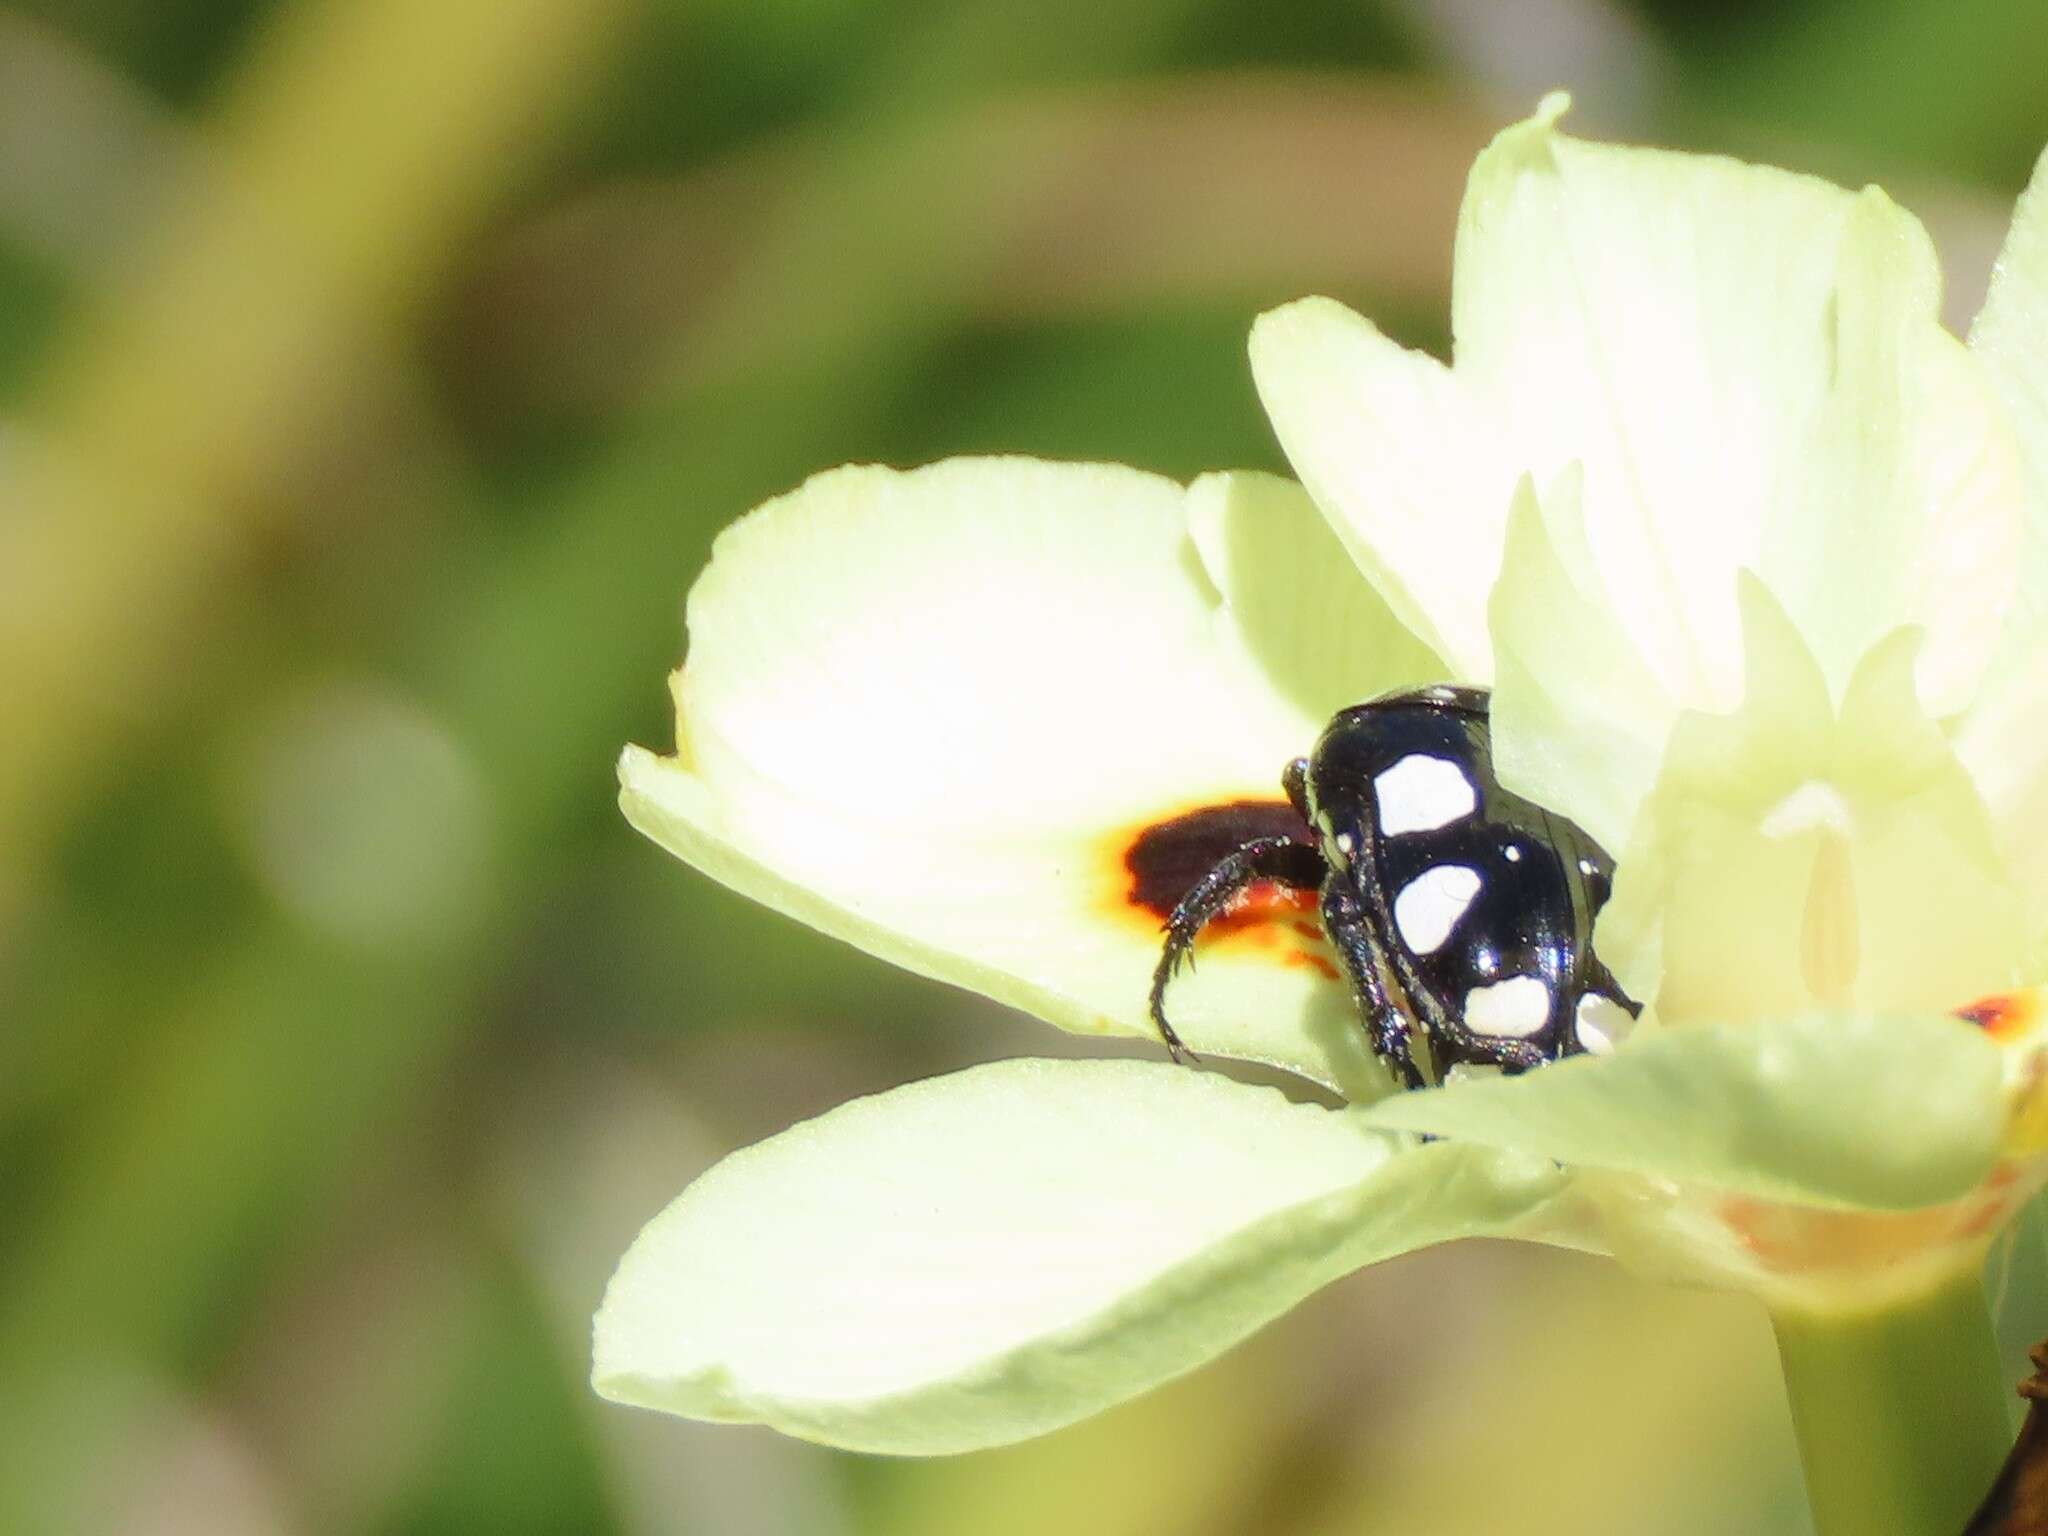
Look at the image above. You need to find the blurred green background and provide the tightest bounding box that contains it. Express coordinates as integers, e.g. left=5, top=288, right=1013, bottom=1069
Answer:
left=4, top=1, right=2048, bottom=1532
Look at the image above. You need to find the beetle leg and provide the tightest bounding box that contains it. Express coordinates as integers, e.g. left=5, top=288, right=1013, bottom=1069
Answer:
left=1150, top=835, right=1325, bottom=1063
left=1320, top=876, right=1426, bottom=1091
left=1282, top=756, right=1312, bottom=823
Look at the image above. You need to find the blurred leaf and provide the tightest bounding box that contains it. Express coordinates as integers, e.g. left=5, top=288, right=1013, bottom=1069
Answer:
left=0, top=0, right=630, bottom=900
left=11, top=0, right=267, bottom=103
left=1682, top=0, right=2048, bottom=181
left=922, top=310, right=1290, bottom=473
left=0, top=241, right=65, bottom=400
left=381, top=1260, right=622, bottom=1536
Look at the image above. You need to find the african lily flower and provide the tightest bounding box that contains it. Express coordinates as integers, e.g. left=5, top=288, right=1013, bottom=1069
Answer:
left=593, top=96, right=2048, bottom=1535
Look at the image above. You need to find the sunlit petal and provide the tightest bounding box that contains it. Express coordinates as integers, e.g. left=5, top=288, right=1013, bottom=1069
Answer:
left=1958, top=143, right=2048, bottom=935
left=1360, top=1011, right=2004, bottom=1213
left=1596, top=582, right=2027, bottom=1022
left=1249, top=296, right=1508, bottom=679
left=623, top=458, right=1443, bottom=1093
left=594, top=1058, right=1574, bottom=1453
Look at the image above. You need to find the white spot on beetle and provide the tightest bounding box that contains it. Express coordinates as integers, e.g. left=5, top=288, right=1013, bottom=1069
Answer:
left=1463, top=975, right=1551, bottom=1038
left=1374, top=754, right=1478, bottom=836
left=1575, top=994, right=1636, bottom=1054
left=1393, top=864, right=1482, bottom=954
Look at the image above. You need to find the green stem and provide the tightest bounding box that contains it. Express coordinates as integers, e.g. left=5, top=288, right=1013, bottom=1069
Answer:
left=1771, top=1267, right=2012, bottom=1536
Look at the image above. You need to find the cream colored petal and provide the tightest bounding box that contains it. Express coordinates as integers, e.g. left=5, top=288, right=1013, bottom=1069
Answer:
left=1186, top=468, right=1444, bottom=718
left=1453, top=96, right=1861, bottom=708
left=1460, top=100, right=2020, bottom=725
left=1487, top=472, right=1675, bottom=858
left=624, top=458, right=1445, bottom=1095
left=1957, top=143, right=2048, bottom=935
left=1759, top=189, right=2023, bottom=717
left=1463, top=105, right=2026, bottom=922
left=1361, top=1011, right=2004, bottom=1213
left=1970, top=142, right=2048, bottom=508
left=1598, top=583, right=2028, bottom=1023
left=594, top=1059, right=1574, bottom=1454
left=1248, top=297, right=1512, bottom=679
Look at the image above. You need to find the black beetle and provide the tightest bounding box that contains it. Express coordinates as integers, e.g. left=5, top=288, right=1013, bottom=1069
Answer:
left=1150, top=685, right=1637, bottom=1089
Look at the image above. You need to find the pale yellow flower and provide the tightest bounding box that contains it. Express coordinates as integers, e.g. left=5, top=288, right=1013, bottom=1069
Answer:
left=592, top=99, right=2048, bottom=1495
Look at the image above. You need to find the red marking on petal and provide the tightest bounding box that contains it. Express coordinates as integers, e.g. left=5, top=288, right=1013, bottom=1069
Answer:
left=1104, top=798, right=1333, bottom=969
left=1117, top=799, right=1311, bottom=922
left=1958, top=991, right=2040, bottom=1042
left=1717, top=1164, right=2035, bottom=1278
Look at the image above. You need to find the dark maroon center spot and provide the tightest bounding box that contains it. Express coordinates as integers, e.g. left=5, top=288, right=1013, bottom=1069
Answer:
left=1122, top=799, right=1314, bottom=922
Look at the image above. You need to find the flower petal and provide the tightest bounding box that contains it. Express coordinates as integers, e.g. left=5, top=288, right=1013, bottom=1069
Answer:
left=1248, top=296, right=1508, bottom=679
left=1269, top=97, right=2024, bottom=869
left=1957, top=144, right=2048, bottom=934
left=1971, top=142, right=2048, bottom=510
left=1593, top=577, right=1838, bottom=1014
left=1760, top=188, right=2023, bottom=718
left=1360, top=1011, right=2005, bottom=1212
left=622, top=458, right=1444, bottom=1094
left=592, top=1058, right=1573, bottom=1454
left=1488, top=472, right=1675, bottom=858
left=1186, top=468, right=1443, bottom=720
left=1453, top=94, right=1870, bottom=709
left=1594, top=580, right=2028, bottom=1023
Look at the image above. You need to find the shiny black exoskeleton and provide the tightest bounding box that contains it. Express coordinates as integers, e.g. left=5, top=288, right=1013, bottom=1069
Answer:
left=1150, top=686, right=1637, bottom=1089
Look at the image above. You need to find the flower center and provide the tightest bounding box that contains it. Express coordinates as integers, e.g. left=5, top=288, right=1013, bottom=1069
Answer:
left=1760, top=779, right=1856, bottom=840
